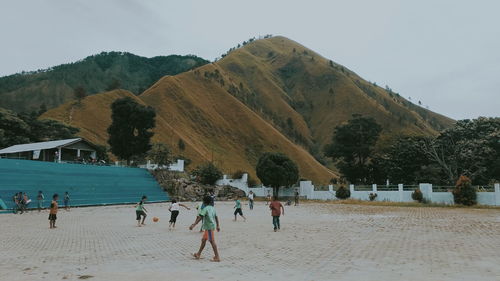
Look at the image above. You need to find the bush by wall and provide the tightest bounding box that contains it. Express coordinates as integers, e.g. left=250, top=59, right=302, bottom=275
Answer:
left=452, top=175, right=477, bottom=206
left=411, top=189, right=423, bottom=202
left=335, top=185, right=351, bottom=200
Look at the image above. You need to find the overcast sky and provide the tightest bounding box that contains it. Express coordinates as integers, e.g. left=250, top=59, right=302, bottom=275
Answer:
left=1, top=0, right=498, bottom=119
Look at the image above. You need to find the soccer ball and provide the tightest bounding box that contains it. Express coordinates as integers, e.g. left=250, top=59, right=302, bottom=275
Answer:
left=153, top=217, right=159, bottom=222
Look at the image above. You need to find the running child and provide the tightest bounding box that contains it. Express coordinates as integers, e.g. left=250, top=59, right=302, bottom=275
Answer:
left=269, top=196, right=285, bottom=232
left=168, top=199, right=190, bottom=230
left=233, top=197, right=246, bottom=221
left=49, top=194, right=59, bottom=229
left=189, top=195, right=221, bottom=262
left=135, top=195, right=148, bottom=227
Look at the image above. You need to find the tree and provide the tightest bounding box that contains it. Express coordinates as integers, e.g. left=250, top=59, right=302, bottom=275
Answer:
left=106, top=78, right=121, bottom=91
left=452, top=175, right=477, bottom=206
left=73, top=86, right=86, bottom=103
left=0, top=108, right=31, bottom=148
left=147, top=143, right=171, bottom=168
left=422, top=118, right=500, bottom=184
left=178, top=138, right=186, bottom=151
left=256, top=152, right=299, bottom=197
left=107, top=97, right=156, bottom=165
left=324, top=115, right=382, bottom=183
left=193, top=162, right=223, bottom=185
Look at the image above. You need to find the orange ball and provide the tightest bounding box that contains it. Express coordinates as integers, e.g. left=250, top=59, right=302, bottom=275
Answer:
left=153, top=217, right=159, bottom=222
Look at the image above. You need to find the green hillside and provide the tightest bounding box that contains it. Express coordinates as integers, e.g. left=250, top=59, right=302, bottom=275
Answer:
left=0, top=52, right=209, bottom=113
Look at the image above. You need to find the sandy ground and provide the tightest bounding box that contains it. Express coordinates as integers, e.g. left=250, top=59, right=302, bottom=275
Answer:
left=0, top=201, right=499, bottom=281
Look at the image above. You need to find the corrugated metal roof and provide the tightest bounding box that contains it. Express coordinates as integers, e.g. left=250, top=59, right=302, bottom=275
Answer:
left=0, top=138, right=82, bottom=154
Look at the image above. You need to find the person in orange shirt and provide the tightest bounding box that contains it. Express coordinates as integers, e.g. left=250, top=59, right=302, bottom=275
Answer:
left=269, top=196, right=285, bottom=232
left=49, top=194, right=59, bottom=229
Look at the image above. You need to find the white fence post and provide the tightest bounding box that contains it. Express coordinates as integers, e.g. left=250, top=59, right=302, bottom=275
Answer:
left=420, top=183, right=433, bottom=202
left=495, top=183, right=500, bottom=206
left=398, top=184, right=403, bottom=202
left=372, top=184, right=377, bottom=193
left=349, top=184, right=354, bottom=194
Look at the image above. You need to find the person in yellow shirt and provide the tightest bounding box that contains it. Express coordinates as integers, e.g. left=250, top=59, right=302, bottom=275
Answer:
left=49, top=194, right=59, bottom=229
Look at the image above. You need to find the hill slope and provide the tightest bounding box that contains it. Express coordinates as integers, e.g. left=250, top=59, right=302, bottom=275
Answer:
left=0, top=52, right=208, bottom=113
left=41, top=36, right=454, bottom=184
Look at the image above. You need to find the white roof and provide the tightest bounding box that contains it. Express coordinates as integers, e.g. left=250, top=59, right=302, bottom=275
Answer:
left=0, top=138, right=82, bottom=154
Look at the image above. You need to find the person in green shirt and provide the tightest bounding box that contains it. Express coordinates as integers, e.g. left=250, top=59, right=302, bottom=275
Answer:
left=189, top=195, right=221, bottom=262
left=233, top=197, right=246, bottom=222
left=135, top=196, right=148, bottom=227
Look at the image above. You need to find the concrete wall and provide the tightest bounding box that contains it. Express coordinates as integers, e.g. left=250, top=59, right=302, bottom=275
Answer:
left=140, top=159, right=184, bottom=172
left=219, top=176, right=500, bottom=206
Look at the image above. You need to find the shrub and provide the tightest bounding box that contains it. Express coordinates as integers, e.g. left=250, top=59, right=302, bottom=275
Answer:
left=369, top=193, right=377, bottom=201
left=452, top=175, right=477, bottom=206
left=192, top=162, right=223, bottom=185
left=411, top=189, right=423, bottom=202
left=335, top=185, right=351, bottom=200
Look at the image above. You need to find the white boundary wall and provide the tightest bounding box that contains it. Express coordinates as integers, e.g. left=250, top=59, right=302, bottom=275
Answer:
left=140, top=159, right=184, bottom=172
left=215, top=174, right=500, bottom=206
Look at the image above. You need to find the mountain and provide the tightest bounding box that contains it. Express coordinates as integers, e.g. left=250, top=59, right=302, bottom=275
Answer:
left=0, top=52, right=209, bottom=113
left=41, top=36, right=454, bottom=184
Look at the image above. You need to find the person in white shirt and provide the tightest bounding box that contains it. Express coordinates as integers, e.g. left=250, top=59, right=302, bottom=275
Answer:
left=168, top=199, right=190, bottom=229
left=248, top=191, right=255, bottom=210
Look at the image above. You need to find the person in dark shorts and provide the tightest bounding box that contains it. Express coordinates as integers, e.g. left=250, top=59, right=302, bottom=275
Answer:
left=168, top=199, right=190, bottom=230
left=233, top=197, right=246, bottom=222
left=294, top=190, right=299, bottom=206
left=269, top=196, right=285, bottom=232
left=135, top=196, right=148, bottom=227
left=49, top=194, right=59, bottom=229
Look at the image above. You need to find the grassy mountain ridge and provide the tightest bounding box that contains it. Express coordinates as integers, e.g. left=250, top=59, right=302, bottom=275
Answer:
left=0, top=52, right=209, bottom=113
left=41, top=36, right=454, bottom=183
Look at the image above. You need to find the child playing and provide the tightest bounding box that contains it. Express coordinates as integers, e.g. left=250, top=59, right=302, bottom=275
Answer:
left=37, top=191, right=44, bottom=212
left=168, top=199, right=190, bottom=230
left=269, top=196, right=285, bottom=232
left=49, top=194, right=59, bottom=229
left=189, top=195, right=221, bottom=262
left=233, top=197, right=246, bottom=221
left=135, top=195, right=148, bottom=227
left=64, top=192, right=70, bottom=211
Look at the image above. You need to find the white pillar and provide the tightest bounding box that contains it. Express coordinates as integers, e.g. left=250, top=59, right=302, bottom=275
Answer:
left=349, top=184, right=354, bottom=193
left=398, top=184, right=404, bottom=202
left=372, top=184, right=377, bottom=192
left=77, top=149, right=81, bottom=157
left=494, top=183, right=500, bottom=206
left=58, top=147, right=62, bottom=163
left=419, top=183, right=433, bottom=202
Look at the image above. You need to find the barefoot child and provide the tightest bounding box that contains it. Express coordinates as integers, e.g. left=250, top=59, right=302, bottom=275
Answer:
left=49, top=194, right=59, bottom=229
left=135, top=195, right=148, bottom=227
left=189, top=195, right=221, bottom=262
left=233, top=197, right=246, bottom=221
left=168, top=199, right=190, bottom=229
left=269, top=196, right=284, bottom=232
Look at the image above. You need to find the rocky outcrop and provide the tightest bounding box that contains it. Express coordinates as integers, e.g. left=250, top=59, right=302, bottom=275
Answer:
left=151, top=170, right=245, bottom=201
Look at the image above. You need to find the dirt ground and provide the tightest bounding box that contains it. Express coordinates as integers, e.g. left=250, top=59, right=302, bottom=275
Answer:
left=1, top=201, right=499, bottom=281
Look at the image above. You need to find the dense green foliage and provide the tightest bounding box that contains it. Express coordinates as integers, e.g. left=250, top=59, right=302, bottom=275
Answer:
left=147, top=143, right=172, bottom=167
left=256, top=152, right=299, bottom=197
left=0, top=107, right=79, bottom=149
left=107, top=97, right=156, bottom=164
left=0, top=52, right=209, bottom=113
left=379, top=117, right=499, bottom=185
left=324, top=115, right=382, bottom=184
left=411, top=189, right=424, bottom=202
left=335, top=185, right=351, bottom=200
left=192, top=162, right=223, bottom=185
left=452, top=176, right=477, bottom=206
